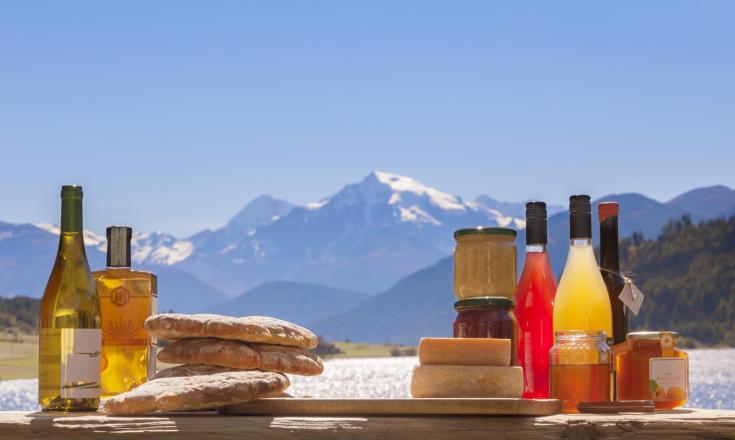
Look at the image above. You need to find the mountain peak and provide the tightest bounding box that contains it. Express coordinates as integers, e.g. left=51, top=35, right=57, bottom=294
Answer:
left=364, top=171, right=466, bottom=211
left=226, top=195, right=294, bottom=230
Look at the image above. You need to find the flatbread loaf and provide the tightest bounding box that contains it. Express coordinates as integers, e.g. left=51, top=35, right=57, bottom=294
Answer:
left=103, top=371, right=289, bottom=415
left=157, top=337, right=324, bottom=376
left=145, top=314, right=318, bottom=349
left=153, top=364, right=238, bottom=379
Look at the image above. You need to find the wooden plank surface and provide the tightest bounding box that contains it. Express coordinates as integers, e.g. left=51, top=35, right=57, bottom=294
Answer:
left=221, top=397, right=561, bottom=416
left=2, top=409, right=735, bottom=439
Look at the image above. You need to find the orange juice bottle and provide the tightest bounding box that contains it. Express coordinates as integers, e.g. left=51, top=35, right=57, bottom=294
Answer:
left=553, top=195, right=612, bottom=341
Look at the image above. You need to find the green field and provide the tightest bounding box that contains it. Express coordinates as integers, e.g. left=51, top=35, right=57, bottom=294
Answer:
left=0, top=335, right=38, bottom=380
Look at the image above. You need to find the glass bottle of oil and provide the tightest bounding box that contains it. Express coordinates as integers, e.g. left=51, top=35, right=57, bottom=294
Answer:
left=94, top=226, right=157, bottom=397
left=39, top=185, right=101, bottom=411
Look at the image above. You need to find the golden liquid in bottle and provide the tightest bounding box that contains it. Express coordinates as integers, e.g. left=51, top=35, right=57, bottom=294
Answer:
left=39, top=187, right=101, bottom=412
left=94, top=268, right=157, bottom=397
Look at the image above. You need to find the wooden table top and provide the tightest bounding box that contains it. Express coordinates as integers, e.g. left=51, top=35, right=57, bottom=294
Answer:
left=2, top=408, right=734, bottom=439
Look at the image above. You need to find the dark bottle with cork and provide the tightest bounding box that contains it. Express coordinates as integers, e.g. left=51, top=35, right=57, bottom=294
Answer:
left=598, top=202, right=628, bottom=346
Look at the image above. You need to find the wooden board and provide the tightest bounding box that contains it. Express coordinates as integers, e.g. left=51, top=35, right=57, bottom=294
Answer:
left=4, top=409, right=735, bottom=439
left=220, top=397, right=561, bottom=416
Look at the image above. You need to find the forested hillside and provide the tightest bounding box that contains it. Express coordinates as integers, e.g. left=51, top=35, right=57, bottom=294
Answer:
left=624, top=215, right=735, bottom=345
left=0, top=296, right=39, bottom=334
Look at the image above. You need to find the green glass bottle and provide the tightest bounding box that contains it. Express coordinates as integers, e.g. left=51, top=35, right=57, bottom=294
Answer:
left=38, top=185, right=101, bottom=411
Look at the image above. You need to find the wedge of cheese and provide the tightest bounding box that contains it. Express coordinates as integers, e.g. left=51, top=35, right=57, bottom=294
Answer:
left=418, top=338, right=510, bottom=366
left=411, top=365, right=523, bottom=398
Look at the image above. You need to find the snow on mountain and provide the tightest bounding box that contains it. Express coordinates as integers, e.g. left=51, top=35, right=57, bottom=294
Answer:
left=131, top=232, right=193, bottom=265
left=34, top=223, right=107, bottom=252
left=169, top=171, right=525, bottom=295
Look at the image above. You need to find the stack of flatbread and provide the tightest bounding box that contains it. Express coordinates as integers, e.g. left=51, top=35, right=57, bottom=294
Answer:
left=103, top=314, right=323, bottom=415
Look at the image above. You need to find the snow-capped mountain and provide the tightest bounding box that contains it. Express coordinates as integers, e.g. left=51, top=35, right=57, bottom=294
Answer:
left=169, top=171, right=525, bottom=294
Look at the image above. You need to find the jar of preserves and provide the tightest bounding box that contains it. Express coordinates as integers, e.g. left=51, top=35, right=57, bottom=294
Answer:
left=550, top=331, right=611, bottom=414
left=453, top=227, right=517, bottom=300
left=615, top=331, right=688, bottom=409
left=453, top=296, right=518, bottom=365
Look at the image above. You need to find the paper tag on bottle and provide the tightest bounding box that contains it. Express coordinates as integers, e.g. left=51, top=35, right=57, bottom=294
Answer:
left=619, top=277, right=645, bottom=316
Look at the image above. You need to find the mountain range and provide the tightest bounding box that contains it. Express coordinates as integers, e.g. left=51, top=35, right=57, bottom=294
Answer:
left=1, top=172, right=734, bottom=337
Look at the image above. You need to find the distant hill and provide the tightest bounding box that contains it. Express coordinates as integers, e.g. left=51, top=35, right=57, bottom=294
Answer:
left=150, top=266, right=228, bottom=314
left=667, top=185, right=735, bottom=221
left=624, top=215, right=735, bottom=346
left=209, top=281, right=369, bottom=327
left=311, top=258, right=454, bottom=344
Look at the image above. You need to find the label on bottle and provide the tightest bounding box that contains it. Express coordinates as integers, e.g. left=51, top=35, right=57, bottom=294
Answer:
left=39, top=328, right=61, bottom=395
left=619, top=277, right=644, bottom=315
left=649, top=357, right=688, bottom=401
left=60, top=328, right=101, bottom=399
left=101, top=285, right=152, bottom=347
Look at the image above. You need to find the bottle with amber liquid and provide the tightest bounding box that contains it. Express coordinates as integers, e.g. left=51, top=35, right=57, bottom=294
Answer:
left=39, top=185, right=101, bottom=411
left=94, top=226, right=157, bottom=397
left=598, top=202, right=628, bottom=346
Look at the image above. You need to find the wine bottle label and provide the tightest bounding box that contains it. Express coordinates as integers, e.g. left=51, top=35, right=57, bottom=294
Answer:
left=649, top=357, right=688, bottom=401
left=60, top=328, right=101, bottom=399
left=39, top=328, right=61, bottom=394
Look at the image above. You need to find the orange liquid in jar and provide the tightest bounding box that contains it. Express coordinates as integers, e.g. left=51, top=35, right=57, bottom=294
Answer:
left=615, top=338, right=688, bottom=409
left=550, top=364, right=610, bottom=413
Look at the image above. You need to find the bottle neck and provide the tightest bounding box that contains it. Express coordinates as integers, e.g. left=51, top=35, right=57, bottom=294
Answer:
left=570, top=238, right=592, bottom=247
left=60, top=197, right=83, bottom=233
left=526, top=244, right=547, bottom=253
left=600, top=216, right=620, bottom=271
left=570, top=212, right=592, bottom=240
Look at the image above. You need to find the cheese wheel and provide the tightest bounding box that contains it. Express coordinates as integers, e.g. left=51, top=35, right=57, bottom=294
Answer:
left=411, top=365, right=523, bottom=398
left=418, top=338, right=510, bottom=366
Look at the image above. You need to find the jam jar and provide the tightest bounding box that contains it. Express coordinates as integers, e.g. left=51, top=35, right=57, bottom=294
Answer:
left=453, top=296, right=518, bottom=365
left=453, top=227, right=517, bottom=300
left=615, top=331, right=688, bottom=409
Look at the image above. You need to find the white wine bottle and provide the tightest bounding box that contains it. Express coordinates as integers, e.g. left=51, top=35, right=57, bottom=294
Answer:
left=38, top=185, right=101, bottom=411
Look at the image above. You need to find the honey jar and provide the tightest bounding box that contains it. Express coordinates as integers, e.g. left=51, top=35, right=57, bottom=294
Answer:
left=614, top=331, right=688, bottom=409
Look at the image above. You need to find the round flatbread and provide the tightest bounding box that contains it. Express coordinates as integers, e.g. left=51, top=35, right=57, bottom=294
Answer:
left=157, top=337, right=324, bottom=376
left=153, top=364, right=238, bottom=379
left=145, top=314, right=318, bottom=349
left=103, top=371, right=289, bottom=415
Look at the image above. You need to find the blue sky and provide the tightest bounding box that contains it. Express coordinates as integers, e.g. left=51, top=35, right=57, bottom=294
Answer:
left=1, top=1, right=733, bottom=236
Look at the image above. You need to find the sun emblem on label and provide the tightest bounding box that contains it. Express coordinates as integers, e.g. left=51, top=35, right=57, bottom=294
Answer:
left=111, top=287, right=130, bottom=307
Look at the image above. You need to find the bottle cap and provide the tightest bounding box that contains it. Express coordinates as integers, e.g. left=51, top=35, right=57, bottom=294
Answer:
left=107, top=226, right=132, bottom=268
left=569, top=194, right=592, bottom=239
left=61, top=185, right=83, bottom=198
left=525, top=201, right=547, bottom=245
left=598, top=202, right=619, bottom=222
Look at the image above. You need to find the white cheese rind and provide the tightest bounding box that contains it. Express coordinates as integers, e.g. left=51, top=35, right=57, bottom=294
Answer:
left=410, top=365, right=523, bottom=398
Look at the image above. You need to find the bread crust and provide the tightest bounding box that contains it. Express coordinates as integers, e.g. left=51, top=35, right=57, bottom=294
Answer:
left=103, top=371, right=289, bottom=415
left=145, top=314, right=318, bottom=349
left=157, top=337, right=324, bottom=376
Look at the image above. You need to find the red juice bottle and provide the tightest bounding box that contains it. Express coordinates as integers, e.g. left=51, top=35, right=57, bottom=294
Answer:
left=515, top=201, right=557, bottom=398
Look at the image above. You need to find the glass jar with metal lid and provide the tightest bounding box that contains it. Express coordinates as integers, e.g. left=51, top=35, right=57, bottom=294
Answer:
left=453, top=296, right=518, bottom=365
left=453, top=227, right=517, bottom=299
left=615, top=331, right=688, bottom=409
left=550, top=331, right=611, bottom=414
